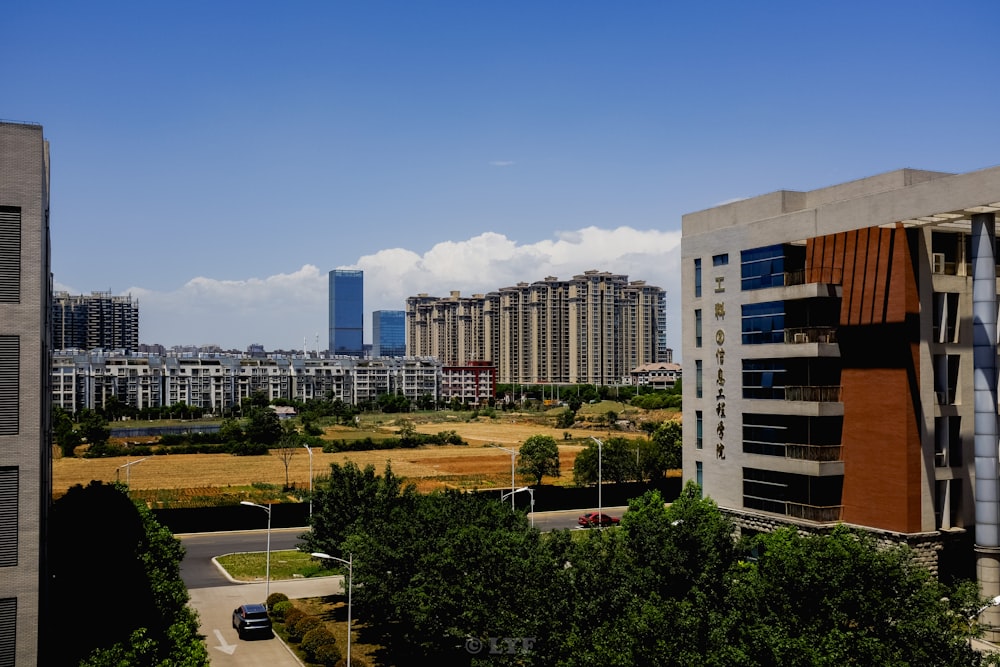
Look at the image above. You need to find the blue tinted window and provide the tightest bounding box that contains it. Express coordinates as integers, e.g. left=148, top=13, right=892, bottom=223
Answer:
left=695, top=309, right=702, bottom=347
left=741, top=301, right=785, bottom=344
left=696, top=360, right=703, bottom=398
left=741, top=245, right=785, bottom=290
left=742, top=359, right=786, bottom=400
left=694, top=258, right=702, bottom=297
left=696, top=410, right=703, bottom=449
left=713, top=254, right=729, bottom=266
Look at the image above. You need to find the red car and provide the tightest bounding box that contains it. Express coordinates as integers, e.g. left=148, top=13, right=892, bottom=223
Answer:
left=578, top=512, right=620, bottom=528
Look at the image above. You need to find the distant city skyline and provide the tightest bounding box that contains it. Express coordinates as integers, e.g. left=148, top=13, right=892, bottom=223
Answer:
left=5, top=2, right=999, bottom=361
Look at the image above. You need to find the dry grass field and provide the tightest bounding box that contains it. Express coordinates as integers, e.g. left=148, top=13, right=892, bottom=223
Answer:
left=51, top=419, right=652, bottom=497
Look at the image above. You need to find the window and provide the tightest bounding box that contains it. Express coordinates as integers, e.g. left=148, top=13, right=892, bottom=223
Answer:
left=742, top=359, right=786, bottom=400
left=695, top=360, right=703, bottom=398
left=694, top=258, right=702, bottom=298
left=713, top=253, right=729, bottom=266
left=695, top=309, right=702, bottom=347
left=932, top=292, right=959, bottom=344
left=696, top=461, right=703, bottom=489
left=741, top=244, right=786, bottom=291
left=696, top=410, right=703, bottom=449
left=741, top=301, right=785, bottom=345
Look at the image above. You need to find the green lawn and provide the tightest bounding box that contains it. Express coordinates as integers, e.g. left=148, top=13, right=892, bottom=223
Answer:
left=216, top=549, right=342, bottom=581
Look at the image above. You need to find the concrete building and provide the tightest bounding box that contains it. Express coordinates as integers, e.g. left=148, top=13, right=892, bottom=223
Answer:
left=406, top=270, right=666, bottom=384
left=372, top=310, right=405, bottom=357
left=328, top=269, right=363, bottom=357
left=51, top=351, right=446, bottom=414
left=629, top=362, right=682, bottom=390
left=681, top=166, right=1000, bottom=636
left=52, top=291, right=138, bottom=351
left=0, top=120, right=50, bottom=665
left=441, top=361, right=496, bottom=407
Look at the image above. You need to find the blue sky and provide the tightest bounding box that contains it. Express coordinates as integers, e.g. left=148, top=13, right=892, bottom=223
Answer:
left=4, top=2, right=999, bottom=358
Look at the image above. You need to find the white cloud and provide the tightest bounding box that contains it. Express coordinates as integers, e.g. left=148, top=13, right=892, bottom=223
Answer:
left=489, top=160, right=515, bottom=167
left=108, top=226, right=683, bottom=356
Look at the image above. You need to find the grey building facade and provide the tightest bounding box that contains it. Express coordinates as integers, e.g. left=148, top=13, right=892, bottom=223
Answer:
left=0, top=120, right=51, bottom=665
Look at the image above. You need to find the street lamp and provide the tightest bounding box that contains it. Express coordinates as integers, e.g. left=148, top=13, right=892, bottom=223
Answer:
left=501, top=486, right=535, bottom=527
left=240, top=501, right=272, bottom=601
left=302, top=443, right=313, bottom=519
left=115, top=457, right=147, bottom=487
left=490, top=444, right=519, bottom=510
left=590, top=437, right=603, bottom=523
left=312, top=552, right=353, bottom=666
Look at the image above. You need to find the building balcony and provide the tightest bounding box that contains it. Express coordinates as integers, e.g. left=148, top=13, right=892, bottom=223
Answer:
left=785, top=385, right=842, bottom=402
left=785, top=444, right=842, bottom=462
left=786, top=502, right=843, bottom=523
left=784, top=327, right=837, bottom=345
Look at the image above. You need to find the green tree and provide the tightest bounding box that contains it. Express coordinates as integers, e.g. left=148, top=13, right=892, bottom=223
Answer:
left=78, top=408, right=110, bottom=450
left=727, top=525, right=982, bottom=666
left=218, top=416, right=244, bottom=445
left=650, top=419, right=683, bottom=472
left=518, top=434, right=560, bottom=485
left=300, top=462, right=415, bottom=559
left=572, top=436, right=640, bottom=485
left=244, top=406, right=282, bottom=446
left=52, top=406, right=81, bottom=457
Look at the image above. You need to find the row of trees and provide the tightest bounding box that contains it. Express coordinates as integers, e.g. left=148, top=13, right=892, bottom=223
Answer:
left=301, top=463, right=991, bottom=666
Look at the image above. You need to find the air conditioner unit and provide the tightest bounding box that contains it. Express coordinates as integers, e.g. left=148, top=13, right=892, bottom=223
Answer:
left=793, top=333, right=809, bottom=344
left=932, top=253, right=946, bottom=274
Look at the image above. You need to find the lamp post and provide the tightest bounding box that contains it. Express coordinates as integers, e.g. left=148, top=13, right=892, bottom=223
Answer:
left=490, top=444, right=519, bottom=510
left=241, top=501, right=272, bottom=601
left=501, top=486, right=535, bottom=527
left=312, top=552, right=353, bottom=666
left=590, top=437, right=603, bottom=523
left=115, top=457, right=147, bottom=487
left=302, top=443, right=313, bottom=519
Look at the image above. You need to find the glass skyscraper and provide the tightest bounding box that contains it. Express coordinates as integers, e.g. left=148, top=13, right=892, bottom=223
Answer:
left=373, top=310, right=406, bottom=357
left=328, top=270, right=363, bottom=356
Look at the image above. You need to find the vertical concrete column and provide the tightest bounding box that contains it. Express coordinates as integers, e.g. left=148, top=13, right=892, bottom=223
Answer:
left=972, top=212, right=1000, bottom=638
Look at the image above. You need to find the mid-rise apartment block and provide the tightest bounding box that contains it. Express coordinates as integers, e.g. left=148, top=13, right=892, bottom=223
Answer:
left=406, top=270, right=666, bottom=384
left=52, top=291, right=138, bottom=351
left=682, top=166, right=1000, bottom=636
left=0, top=120, right=50, bottom=665
left=52, top=351, right=446, bottom=414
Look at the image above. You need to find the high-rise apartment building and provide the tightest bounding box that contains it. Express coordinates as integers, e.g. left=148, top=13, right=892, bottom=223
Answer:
left=681, top=167, right=1000, bottom=637
left=372, top=310, right=405, bottom=357
left=0, top=120, right=51, bottom=665
left=406, top=271, right=666, bottom=384
left=52, top=291, right=138, bottom=351
left=328, top=269, right=363, bottom=357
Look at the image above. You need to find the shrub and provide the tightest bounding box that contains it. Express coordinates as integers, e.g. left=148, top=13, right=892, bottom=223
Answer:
left=230, top=441, right=268, bottom=456
left=266, top=591, right=289, bottom=611
left=301, top=626, right=337, bottom=662
left=314, top=642, right=343, bottom=666
left=335, top=655, right=370, bottom=667
left=283, top=606, right=306, bottom=629
left=270, top=600, right=294, bottom=622
left=288, top=614, right=323, bottom=642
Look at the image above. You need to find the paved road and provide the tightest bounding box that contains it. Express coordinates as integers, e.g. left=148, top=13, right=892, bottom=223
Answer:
left=180, top=529, right=340, bottom=666
left=177, top=508, right=628, bottom=664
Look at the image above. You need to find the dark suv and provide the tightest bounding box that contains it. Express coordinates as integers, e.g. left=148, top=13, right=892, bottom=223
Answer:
left=232, top=603, right=273, bottom=639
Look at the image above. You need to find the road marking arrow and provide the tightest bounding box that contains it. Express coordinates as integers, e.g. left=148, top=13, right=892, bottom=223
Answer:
left=213, top=629, right=237, bottom=655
